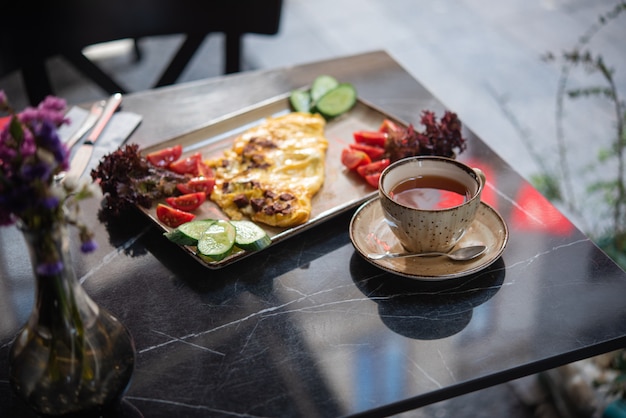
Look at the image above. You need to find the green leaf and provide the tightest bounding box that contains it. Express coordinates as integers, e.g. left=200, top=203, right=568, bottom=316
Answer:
left=8, top=116, right=24, bottom=145
left=597, top=147, right=613, bottom=162
left=567, top=86, right=614, bottom=100
left=530, top=174, right=562, bottom=201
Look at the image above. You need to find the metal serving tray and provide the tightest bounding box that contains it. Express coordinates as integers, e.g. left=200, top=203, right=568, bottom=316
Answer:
left=139, top=92, right=405, bottom=268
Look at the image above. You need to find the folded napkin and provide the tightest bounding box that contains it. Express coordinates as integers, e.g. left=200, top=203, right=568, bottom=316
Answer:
left=59, top=106, right=143, bottom=177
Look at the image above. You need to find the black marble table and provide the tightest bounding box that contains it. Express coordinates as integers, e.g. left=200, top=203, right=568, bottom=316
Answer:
left=2, top=50, right=626, bottom=417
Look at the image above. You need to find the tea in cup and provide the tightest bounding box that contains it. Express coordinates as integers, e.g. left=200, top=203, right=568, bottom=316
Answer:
left=378, top=156, right=485, bottom=253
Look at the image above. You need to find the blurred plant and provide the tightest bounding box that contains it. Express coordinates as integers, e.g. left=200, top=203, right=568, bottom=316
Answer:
left=489, top=2, right=626, bottom=407
left=540, top=2, right=626, bottom=405
left=592, top=350, right=626, bottom=404
left=607, top=351, right=626, bottom=400
left=540, top=1, right=626, bottom=265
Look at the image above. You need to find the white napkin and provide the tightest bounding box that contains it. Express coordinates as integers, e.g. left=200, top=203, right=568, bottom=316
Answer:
left=59, top=106, right=143, bottom=176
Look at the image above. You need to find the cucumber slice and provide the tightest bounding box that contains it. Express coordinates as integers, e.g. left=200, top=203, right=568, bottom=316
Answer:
left=164, top=219, right=216, bottom=245
left=230, top=220, right=272, bottom=251
left=310, top=75, right=339, bottom=102
left=289, top=89, right=311, bottom=113
left=315, top=83, right=357, bottom=119
left=197, top=220, right=236, bottom=261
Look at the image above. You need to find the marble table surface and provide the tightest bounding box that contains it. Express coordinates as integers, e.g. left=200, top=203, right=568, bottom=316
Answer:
left=1, top=51, right=626, bottom=418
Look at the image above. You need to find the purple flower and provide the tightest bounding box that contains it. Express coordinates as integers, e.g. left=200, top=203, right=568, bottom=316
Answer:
left=0, top=90, right=96, bottom=266
left=80, top=239, right=98, bottom=253
left=22, top=160, right=52, bottom=183
left=20, top=133, right=37, bottom=157
left=40, top=95, right=66, bottom=113
left=18, top=108, right=39, bottom=125
left=39, top=120, right=68, bottom=165
left=41, top=195, right=60, bottom=210
left=36, top=260, right=64, bottom=276
left=0, top=119, right=17, bottom=158
left=19, top=97, right=68, bottom=129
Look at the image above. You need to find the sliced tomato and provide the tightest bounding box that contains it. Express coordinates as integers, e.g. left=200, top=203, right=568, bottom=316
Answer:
left=341, top=148, right=371, bottom=170
left=196, top=161, right=214, bottom=178
left=355, top=159, right=390, bottom=188
left=168, top=152, right=202, bottom=175
left=364, top=173, right=381, bottom=188
left=353, top=130, right=387, bottom=148
left=176, top=177, right=216, bottom=195
left=156, top=203, right=195, bottom=227
left=349, top=143, right=385, bottom=160
left=165, top=192, right=206, bottom=212
left=356, top=158, right=390, bottom=177
left=379, top=119, right=404, bottom=135
left=146, top=145, right=183, bottom=167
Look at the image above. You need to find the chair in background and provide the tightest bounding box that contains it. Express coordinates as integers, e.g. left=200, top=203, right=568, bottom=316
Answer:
left=1, top=0, right=283, bottom=105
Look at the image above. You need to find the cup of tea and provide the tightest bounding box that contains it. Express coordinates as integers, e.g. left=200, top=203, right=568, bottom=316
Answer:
left=378, top=156, right=485, bottom=253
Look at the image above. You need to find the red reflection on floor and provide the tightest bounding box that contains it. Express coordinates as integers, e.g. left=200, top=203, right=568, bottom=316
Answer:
left=463, top=158, right=498, bottom=209
left=511, top=183, right=573, bottom=235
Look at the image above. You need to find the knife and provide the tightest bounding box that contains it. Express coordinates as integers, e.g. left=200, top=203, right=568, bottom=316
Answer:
left=64, top=99, right=106, bottom=151
left=64, top=93, right=123, bottom=181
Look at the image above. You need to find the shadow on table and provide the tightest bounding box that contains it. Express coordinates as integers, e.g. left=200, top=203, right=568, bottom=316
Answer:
left=98, top=204, right=353, bottom=295
left=2, top=395, right=144, bottom=418
left=350, top=252, right=506, bottom=340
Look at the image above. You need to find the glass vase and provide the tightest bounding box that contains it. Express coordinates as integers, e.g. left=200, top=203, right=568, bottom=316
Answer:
left=8, top=222, right=136, bottom=416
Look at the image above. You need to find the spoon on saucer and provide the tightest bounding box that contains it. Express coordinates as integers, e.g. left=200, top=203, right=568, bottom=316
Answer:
left=367, top=245, right=487, bottom=261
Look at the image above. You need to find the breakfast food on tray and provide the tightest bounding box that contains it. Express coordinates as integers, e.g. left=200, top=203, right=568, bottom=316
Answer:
left=206, top=112, right=329, bottom=228
left=340, top=111, right=468, bottom=188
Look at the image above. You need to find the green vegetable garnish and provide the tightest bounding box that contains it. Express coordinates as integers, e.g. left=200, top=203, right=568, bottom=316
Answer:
left=288, top=74, right=357, bottom=119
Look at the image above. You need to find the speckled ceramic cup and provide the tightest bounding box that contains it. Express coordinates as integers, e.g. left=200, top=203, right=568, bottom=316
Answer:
left=379, top=156, right=485, bottom=253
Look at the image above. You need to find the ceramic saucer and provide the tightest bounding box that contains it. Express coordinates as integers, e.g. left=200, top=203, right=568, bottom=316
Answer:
left=349, top=197, right=509, bottom=281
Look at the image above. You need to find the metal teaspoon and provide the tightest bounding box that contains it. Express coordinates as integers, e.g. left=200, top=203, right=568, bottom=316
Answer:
left=367, top=245, right=487, bottom=261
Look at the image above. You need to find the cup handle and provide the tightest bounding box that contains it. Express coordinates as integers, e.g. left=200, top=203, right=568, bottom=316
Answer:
left=473, top=168, right=486, bottom=188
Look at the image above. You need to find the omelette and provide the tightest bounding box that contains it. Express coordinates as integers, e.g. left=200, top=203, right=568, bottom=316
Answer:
left=207, top=112, right=328, bottom=228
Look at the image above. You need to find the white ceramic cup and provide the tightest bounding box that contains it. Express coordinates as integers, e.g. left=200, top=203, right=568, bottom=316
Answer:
left=378, top=156, right=485, bottom=253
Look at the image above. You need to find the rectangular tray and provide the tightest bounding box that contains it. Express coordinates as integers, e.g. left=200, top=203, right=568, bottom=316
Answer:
left=140, top=93, right=406, bottom=268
